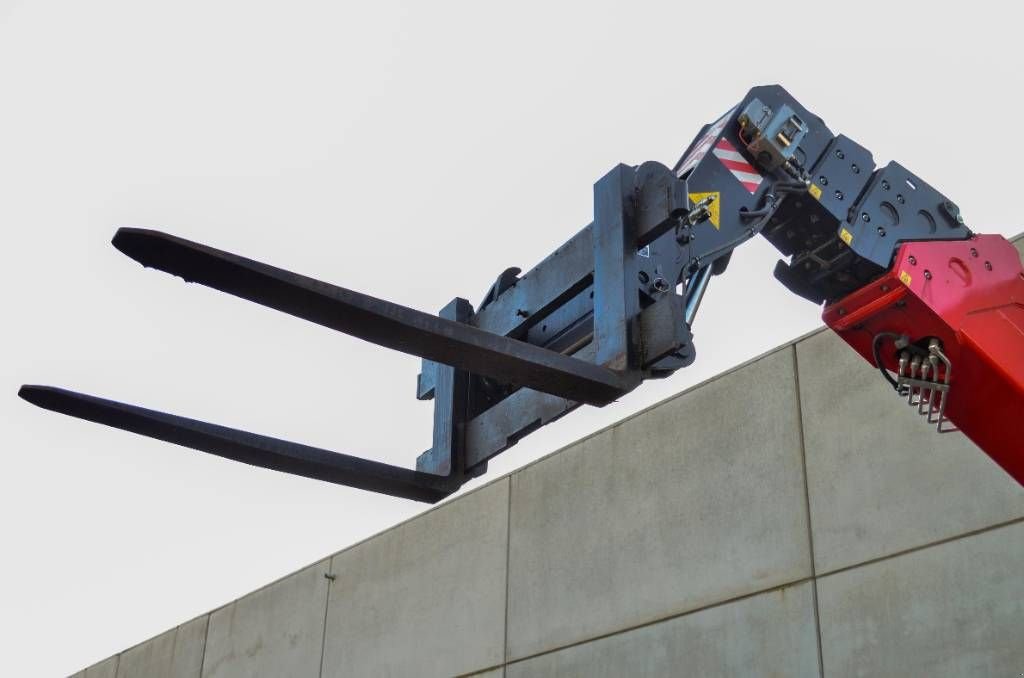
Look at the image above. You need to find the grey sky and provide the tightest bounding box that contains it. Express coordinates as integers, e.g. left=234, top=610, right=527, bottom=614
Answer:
left=2, top=1, right=1022, bottom=675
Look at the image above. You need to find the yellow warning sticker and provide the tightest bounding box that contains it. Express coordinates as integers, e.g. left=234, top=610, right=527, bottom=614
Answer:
left=839, top=228, right=853, bottom=245
left=688, top=191, right=721, bottom=229
left=899, top=270, right=912, bottom=286
left=809, top=183, right=823, bottom=200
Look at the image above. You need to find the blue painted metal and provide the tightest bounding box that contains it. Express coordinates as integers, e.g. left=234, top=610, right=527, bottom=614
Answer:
left=19, top=84, right=973, bottom=503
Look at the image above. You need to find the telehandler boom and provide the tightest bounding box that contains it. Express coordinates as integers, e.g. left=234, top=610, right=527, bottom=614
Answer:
left=20, top=85, right=1024, bottom=501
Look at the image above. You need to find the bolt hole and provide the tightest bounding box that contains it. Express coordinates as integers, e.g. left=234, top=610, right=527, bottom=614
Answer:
left=541, top=324, right=547, bottom=332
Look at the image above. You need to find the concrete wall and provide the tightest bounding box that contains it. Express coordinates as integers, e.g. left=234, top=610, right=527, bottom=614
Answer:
left=75, top=237, right=1024, bottom=678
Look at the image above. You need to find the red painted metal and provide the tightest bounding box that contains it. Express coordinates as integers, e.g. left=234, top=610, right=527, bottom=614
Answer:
left=823, top=234, right=1024, bottom=486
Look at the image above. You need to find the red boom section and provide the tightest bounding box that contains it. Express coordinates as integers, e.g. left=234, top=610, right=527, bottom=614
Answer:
left=823, top=234, right=1024, bottom=485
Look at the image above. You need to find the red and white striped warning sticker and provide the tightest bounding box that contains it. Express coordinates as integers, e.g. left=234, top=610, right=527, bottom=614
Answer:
left=675, top=107, right=735, bottom=178
left=712, top=137, right=763, bottom=194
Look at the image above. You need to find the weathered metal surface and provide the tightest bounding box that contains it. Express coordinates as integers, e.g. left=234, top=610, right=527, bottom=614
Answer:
left=592, top=165, right=641, bottom=375
left=471, top=225, right=595, bottom=339
left=18, top=386, right=454, bottom=502
left=113, top=228, right=628, bottom=407
left=416, top=298, right=473, bottom=477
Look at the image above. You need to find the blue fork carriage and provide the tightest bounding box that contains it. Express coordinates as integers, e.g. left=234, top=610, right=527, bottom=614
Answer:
left=20, top=85, right=970, bottom=501
left=18, top=162, right=691, bottom=502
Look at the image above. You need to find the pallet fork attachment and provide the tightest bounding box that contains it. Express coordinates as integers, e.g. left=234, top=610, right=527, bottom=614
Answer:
left=21, top=161, right=704, bottom=502
left=21, top=84, right=1024, bottom=499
